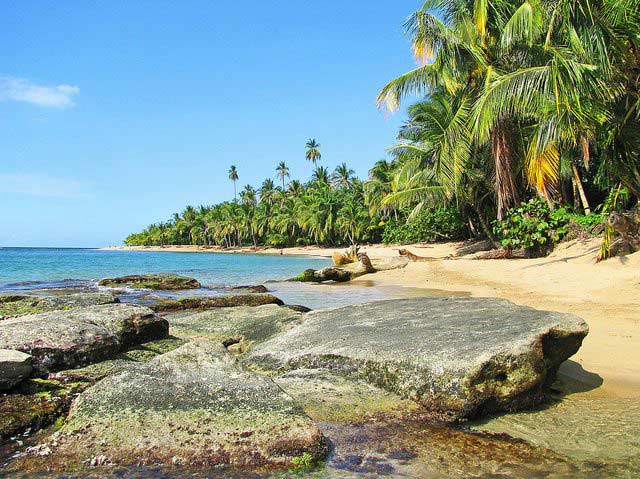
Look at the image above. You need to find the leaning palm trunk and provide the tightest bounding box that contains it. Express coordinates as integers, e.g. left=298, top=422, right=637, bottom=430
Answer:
left=492, top=124, right=520, bottom=220
left=571, top=161, right=591, bottom=214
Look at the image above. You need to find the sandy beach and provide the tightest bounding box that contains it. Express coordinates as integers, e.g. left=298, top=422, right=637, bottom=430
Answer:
left=104, top=240, right=640, bottom=398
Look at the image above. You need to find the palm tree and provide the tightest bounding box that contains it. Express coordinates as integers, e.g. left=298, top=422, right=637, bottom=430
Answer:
left=259, top=178, right=276, bottom=207
left=240, top=185, right=257, bottom=208
left=311, top=166, right=330, bottom=186
left=332, top=163, right=356, bottom=189
left=276, top=161, right=290, bottom=189
left=287, top=180, right=303, bottom=197
left=305, top=139, right=321, bottom=166
left=228, top=165, right=239, bottom=202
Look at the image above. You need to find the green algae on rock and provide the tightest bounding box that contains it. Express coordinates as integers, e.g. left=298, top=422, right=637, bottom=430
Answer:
left=151, top=294, right=284, bottom=313
left=0, top=378, right=88, bottom=442
left=273, top=368, right=419, bottom=423
left=51, top=337, right=187, bottom=383
left=98, top=273, right=201, bottom=290
left=0, top=304, right=169, bottom=375
left=22, top=341, right=326, bottom=470
left=0, top=292, right=118, bottom=320
left=167, top=304, right=303, bottom=352
left=248, top=296, right=588, bottom=421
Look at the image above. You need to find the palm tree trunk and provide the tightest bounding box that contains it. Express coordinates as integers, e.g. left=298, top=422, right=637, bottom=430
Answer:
left=572, top=161, right=591, bottom=214
left=492, top=123, right=520, bottom=220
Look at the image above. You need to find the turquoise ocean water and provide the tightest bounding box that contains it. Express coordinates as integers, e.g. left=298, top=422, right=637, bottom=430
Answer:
left=0, top=247, right=408, bottom=308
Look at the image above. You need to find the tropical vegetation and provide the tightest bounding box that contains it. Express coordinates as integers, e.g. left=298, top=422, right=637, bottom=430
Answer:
left=126, top=0, right=639, bottom=254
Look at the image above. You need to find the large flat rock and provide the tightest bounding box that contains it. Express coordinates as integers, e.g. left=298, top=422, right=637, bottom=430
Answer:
left=0, top=304, right=169, bottom=375
left=167, top=304, right=302, bottom=352
left=30, top=341, right=326, bottom=469
left=248, top=297, right=588, bottom=420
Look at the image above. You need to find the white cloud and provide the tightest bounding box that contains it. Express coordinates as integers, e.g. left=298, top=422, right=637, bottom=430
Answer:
left=0, top=76, right=79, bottom=108
left=0, top=174, right=89, bottom=198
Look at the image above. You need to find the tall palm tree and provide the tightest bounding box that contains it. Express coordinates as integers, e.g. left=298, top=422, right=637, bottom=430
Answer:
left=228, top=165, right=239, bottom=202
left=305, top=139, right=321, bottom=166
left=276, top=161, right=290, bottom=189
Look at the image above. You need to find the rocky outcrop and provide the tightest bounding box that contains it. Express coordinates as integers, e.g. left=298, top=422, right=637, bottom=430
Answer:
left=28, top=341, right=326, bottom=469
left=227, top=285, right=270, bottom=293
left=167, top=304, right=303, bottom=352
left=150, top=293, right=284, bottom=313
left=248, top=297, right=588, bottom=421
left=98, top=273, right=201, bottom=290
left=0, top=349, right=32, bottom=390
left=291, top=256, right=409, bottom=283
left=0, top=304, right=169, bottom=375
left=0, top=292, right=117, bottom=320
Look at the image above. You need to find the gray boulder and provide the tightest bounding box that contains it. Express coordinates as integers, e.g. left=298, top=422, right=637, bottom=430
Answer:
left=0, top=304, right=168, bottom=375
left=32, top=341, right=326, bottom=469
left=0, top=349, right=32, bottom=390
left=248, top=297, right=588, bottom=421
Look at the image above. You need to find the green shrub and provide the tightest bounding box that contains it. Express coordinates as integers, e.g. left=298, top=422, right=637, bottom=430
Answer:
left=291, top=452, right=314, bottom=469
left=382, top=207, right=467, bottom=244
left=493, top=199, right=570, bottom=255
left=265, top=233, right=289, bottom=247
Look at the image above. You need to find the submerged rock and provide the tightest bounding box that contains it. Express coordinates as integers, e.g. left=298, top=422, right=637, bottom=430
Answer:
left=167, top=304, right=302, bottom=352
left=227, top=285, right=270, bottom=293
left=28, top=341, right=326, bottom=469
left=0, top=304, right=169, bottom=375
left=150, top=294, right=284, bottom=313
left=0, top=349, right=32, bottom=390
left=290, top=267, right=354, bottom=283
left=248, top=297, right=588, bottom=421
left=98, top=273, right=201, bottom=290
left=0, top=292, right=118, bottom=320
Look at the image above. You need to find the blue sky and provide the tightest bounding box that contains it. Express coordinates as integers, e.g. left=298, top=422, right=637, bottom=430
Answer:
left=1, top=1, right=419, bottom=247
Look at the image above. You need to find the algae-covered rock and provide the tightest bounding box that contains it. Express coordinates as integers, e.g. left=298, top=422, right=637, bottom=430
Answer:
left=52, top=338, right=187, bottom=383
left=98, top=273, right=201, bottom=290
left=0, top=378, right=88, bottom=441
left=30, top=341, right=326, bottom=469
left=274, top=368, right=419, bottom=423
left=290, top=267, right=354, bottom=283
left=0, top=304, right=169, bottom=375
left=151, top=294, right=284, bottom=313
left=0, top=292, right=117, bottom=319
left=0, top=349, right=32, bottom=390
left=248, top=297, right=588, bottom=421
left=167, top=304, right=302, bottom=352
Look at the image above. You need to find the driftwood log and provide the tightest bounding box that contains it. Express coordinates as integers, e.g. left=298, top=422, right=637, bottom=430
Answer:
left=397, top=249, right=438, bottom=262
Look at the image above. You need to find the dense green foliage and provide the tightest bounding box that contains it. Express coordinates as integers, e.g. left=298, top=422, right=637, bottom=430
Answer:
left=493, top=199, right=570, bottom=254
left=128, top=1, right=639, bottom=253
left=382, top=207, right=466, bottom=244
